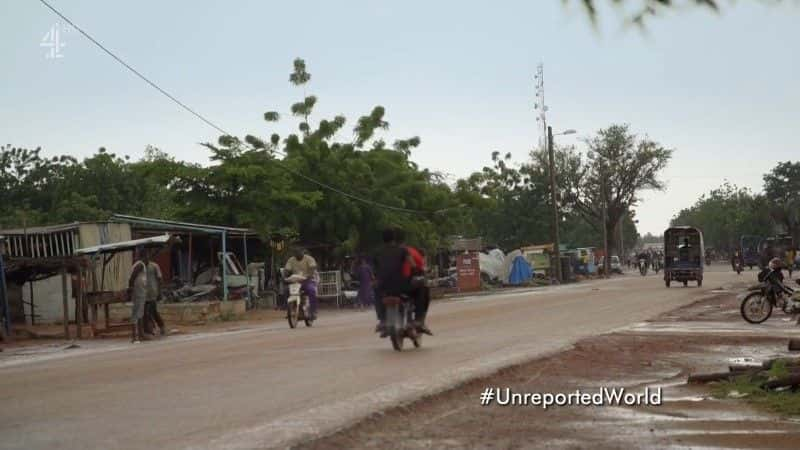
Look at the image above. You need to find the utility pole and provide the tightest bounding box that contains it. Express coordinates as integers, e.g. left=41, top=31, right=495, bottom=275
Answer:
left=536, top=64, right=561, bottom=283
left=601, top=162, right=610, bottom=278
left=547, top=126, right=562, bottom=283
left=619, top=212, right=625, bottom=266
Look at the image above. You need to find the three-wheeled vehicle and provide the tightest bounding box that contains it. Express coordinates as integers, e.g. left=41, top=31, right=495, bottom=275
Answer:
left=664, top=226, right=705, bottom=287
left=739, top=235, right=762, bottom=270
left=758, top=234, right=795, bottom=272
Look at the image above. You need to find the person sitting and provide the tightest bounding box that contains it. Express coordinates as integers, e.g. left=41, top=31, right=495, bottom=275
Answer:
left=284, top=247, right=319, bottom=320
left=374, top=228, right=415, bottom=337
left=678, top=238, right=691, bottom=263
left=395, top=229, right=432, bottom=336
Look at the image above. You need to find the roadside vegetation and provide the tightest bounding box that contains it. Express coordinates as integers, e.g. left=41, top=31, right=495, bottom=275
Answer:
left=712, top=360, right=800, bottom=416
left=2, top=59, right=679, bottom=257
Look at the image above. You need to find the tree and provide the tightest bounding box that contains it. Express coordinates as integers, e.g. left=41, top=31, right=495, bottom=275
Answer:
left=763, top=161, right=800, bottom=242
left=670, top=182, right=773, bottom=253
left=202, top=58, right=459, bottom=256
left=574, top=0, right=720, bottom=25
left=455, top=151, right=552, bottom=249
left=561, top=124, right=672, bottom=254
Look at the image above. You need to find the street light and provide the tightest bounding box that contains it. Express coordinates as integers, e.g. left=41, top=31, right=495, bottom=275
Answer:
left=547, top=126, right=576, bottom=283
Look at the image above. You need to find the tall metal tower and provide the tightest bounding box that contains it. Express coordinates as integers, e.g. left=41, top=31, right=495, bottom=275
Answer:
left=534, top=63, right=548, bottom=149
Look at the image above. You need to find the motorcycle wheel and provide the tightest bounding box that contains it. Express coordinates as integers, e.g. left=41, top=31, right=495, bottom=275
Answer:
left=305, top=319, right=313, bottom=327
left=683, top=280, right=688, bottom=287
left=412, top=334, right=422, bottom=348
left=740, top=292, right=773, bottom=324
left=287, top=302, right=298, bottom=329
left=386, top=305, right=404, bottom=352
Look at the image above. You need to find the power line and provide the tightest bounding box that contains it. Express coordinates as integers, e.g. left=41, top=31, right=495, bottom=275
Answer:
left=38, top=0, right=433, bottom=215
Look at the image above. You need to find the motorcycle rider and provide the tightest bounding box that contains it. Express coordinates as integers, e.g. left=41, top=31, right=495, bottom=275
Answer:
left=374, top=228, right=416, bottom=337
left=284, top=247, right=319, bottom=320
left=731, top=250, right=742, bottom=272
left=637, top=251, right=649, bottom=273
left=395, top=229, right=433, bottom=336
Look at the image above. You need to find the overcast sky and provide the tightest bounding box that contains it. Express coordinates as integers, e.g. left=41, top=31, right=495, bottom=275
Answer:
left=1, top=0, right=798, bottom=235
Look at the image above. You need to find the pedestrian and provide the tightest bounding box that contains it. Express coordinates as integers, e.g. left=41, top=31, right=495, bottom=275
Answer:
left=128, top=246, right=163, bottom=343
left=356, top=255, right=375, bottom=309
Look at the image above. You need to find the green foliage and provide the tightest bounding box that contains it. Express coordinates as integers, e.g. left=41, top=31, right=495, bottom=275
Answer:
left=763, top=161, right=800, bottom=242
left=556, top=124, right=672, bottom=253
left=711, top=363, right=800, bottom=417
left=671, top=182, right=774, bottom=252
left=573, top=0, right=720, bottom=25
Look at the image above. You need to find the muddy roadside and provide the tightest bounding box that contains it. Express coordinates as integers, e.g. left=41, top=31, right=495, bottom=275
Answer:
left=299, top=288, right=800, bottom=450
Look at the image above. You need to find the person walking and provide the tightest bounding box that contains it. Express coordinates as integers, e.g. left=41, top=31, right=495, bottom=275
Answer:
left=128, top=246, right=163, bottom=343
left=356, top=255, right=375, bottom=310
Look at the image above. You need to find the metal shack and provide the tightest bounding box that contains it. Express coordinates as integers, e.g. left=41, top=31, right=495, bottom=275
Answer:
left=0, top=221, right=132, bottom=326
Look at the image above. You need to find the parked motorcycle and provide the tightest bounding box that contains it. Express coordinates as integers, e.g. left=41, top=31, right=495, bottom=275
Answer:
left=740, top=270, right=800, bottom=324
left=283, top=271, right=313, bottom=328
left=382, top=294, right=422, bottom=351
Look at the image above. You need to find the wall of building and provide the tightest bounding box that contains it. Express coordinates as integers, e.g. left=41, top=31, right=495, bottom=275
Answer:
left=79, top=222, right=132, bottom=291
left=20, top=275, right=74, bottom=324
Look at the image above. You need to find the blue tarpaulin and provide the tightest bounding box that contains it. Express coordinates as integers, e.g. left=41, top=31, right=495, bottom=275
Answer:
left=508, top=255, right=533, bottom=285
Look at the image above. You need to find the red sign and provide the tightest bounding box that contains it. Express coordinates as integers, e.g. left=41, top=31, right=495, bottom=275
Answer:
left=457, top=252, right=481, bottom=292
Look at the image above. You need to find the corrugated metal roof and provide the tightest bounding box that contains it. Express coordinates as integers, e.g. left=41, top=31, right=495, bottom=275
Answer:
left=0, top=222, right=81, bottom=235
left=111, top=214, right=253, bottom=235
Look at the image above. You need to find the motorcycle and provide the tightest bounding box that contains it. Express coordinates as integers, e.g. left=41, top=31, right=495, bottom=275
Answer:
left=284, top=271, right=314, bottom=328
left=382, top=294, right=422, bottom=351
left=652, top=259, right=662, bottom=274
left=639, top=258, right=648, bottom=276
left=733, top=260, right=743, bottom=275
left=740, top=271, right=800, bottom=324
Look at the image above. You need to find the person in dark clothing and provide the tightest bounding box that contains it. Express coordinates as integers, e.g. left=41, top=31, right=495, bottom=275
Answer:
left=374, top=228, right=415, bottom=336
left=678, top=238, right=691, bottom=263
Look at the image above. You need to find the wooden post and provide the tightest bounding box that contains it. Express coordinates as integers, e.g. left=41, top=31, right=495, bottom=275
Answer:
left=89, top=263, right=98, bottom=337
left=61, top=266, right=70, bottom=340
left=76, top=267, right=83, bottom=339
left=29, top=281, right=35, bottom=326
left=187, top=233, right=193, bottom=283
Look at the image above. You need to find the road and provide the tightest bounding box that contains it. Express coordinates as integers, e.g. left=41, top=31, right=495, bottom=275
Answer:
left=0, top=266, right=742, bottom=450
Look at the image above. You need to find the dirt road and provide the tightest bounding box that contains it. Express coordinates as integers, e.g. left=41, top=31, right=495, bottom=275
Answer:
left=0, top=267, right=741, bottom=449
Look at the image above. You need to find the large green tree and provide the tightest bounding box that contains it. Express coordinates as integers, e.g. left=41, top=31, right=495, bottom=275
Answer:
left=201, top=58, right=458, bottom=255
left=560, top=124, right=672, bottom=254
left=670, top=182, right=773, bottom=252
left=763, top=161, right=800, bottom=242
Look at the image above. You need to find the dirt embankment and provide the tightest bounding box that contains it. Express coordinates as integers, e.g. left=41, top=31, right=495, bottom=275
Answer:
left=300, top=291, right=800, bottom=450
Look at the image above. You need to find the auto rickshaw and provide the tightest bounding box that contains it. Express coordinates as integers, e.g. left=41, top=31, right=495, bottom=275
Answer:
left=664, top=226, right=705, bottom=287
left=740, top=235, right=762, bottom=270
left=759, top=235, right=795, bottom=272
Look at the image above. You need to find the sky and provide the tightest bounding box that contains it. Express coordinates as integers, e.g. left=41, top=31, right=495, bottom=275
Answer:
left=1, top=0, right=798, bottom=235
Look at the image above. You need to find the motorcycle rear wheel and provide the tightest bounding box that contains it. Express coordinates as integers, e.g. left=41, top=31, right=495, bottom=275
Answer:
left=386, top=305, right=404, bottom=351
left=740, top=292, right=773, bottom=324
